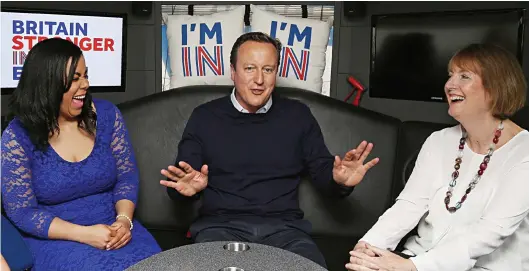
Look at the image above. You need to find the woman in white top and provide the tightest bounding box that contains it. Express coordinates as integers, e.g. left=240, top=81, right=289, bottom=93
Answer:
left=346, top=43, right=529, bottom=271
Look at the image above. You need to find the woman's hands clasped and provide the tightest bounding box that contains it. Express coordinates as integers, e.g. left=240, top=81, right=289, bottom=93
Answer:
left=106, top=218, right=132, bottom=250
left=346, top=242, right=417, bottom=271
left=79, top=224, right=120, bottom=250
left=79, top=218, right=132, bottom=250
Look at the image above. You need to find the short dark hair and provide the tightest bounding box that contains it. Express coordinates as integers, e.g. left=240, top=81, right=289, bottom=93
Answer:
left=230, top=32, right=282, bottom=70
left=449, top=43, right=527, bottom=119
left=9, top=38, right=96, bottom=150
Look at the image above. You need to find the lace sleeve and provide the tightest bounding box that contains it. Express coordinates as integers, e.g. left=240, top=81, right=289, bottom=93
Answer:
left=1, top=127, right=55, bottom=239
left=110, top=105, right=139, bottom=205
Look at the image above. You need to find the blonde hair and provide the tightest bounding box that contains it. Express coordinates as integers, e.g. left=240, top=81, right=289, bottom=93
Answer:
left=448, top=43, right=527, bottom=119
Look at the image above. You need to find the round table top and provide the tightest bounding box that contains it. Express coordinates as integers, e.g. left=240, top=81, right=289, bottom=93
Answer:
left=125, top=241, right=327, bottom=271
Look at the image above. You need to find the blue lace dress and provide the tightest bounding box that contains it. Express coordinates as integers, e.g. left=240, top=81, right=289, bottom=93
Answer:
left=1, top=99, right=161, bottom=270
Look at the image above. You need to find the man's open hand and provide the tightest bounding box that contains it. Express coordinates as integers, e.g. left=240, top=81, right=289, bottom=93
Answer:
left=160, top=161, right=208, bottom=196
left=333, top=141, right=379, bottom=187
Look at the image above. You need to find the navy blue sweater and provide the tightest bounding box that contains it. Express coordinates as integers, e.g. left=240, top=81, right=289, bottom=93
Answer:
left=168, top=93, right=353, bottom=220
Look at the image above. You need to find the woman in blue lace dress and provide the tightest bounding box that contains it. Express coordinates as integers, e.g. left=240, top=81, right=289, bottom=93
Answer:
left=1, top=38, right=161, bottom=270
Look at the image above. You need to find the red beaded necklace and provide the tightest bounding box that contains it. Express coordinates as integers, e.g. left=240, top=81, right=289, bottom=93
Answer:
left=444, top=121, right=504, bottom=213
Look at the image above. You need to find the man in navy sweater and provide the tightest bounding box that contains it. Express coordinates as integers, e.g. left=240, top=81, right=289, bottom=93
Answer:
left=160, top=32, right=379, bottom=268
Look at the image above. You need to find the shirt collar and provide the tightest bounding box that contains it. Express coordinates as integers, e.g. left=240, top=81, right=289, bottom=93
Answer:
left=230, top=88, right=273, bottom=114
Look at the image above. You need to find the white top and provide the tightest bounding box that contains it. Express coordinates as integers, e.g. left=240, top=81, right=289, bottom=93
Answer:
left=361, top=125, right=529, bottom=271
left=230, top=88, right=273, bottom=114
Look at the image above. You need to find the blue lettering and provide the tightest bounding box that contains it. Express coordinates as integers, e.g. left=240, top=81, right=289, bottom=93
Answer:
left=76, top=23, right=87, bottom=36
left=13, top=20, right=24, bottom=34
left=270, top=21, right=278, bottom=38
left=269, top=21, right=289, bottom=38
left=288, top=24, right=312, bottom=50
left=13, top=67, right=23, bottom=80
left=181, top=24, right=188, bottom=46
left=27, top=21, right=37, bottom=35
left=45, top=21, right=56, bottom=35
left=200, top=22, right=222, bottom=45
left=11, top=21, right=87, bottom=35
left=56, top=22, right=68, bottom=35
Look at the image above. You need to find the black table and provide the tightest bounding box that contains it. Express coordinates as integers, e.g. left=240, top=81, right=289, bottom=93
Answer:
left=125, top=241, right=327, bottom=271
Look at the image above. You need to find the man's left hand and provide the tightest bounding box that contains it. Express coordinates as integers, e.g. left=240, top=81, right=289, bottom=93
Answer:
left=346, top=244, right=417, bottom=271
left=333, top=141, right=379, bottom=187
left=106, top=218, right=132, bottom=250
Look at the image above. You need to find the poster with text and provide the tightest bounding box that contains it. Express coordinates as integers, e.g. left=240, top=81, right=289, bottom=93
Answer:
left=1, top=11, right=125, bottom=91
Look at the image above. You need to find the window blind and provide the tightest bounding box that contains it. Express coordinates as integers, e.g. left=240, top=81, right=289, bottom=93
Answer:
left=161, top=4, right=335, bottom=24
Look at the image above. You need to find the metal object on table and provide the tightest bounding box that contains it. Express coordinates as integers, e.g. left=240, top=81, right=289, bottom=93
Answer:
left=219, top=267, right=244, bottom=271
left=218, top=242, right=249, bottom=271
left=223, top=242, right=250, bottom=252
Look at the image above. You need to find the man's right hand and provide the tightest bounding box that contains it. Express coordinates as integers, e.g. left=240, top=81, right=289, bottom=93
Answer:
left=159, top=161, right=208, bottom=197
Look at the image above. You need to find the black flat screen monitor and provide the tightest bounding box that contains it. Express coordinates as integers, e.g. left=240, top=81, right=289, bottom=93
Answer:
left=370, top=9, right=525, bottom=102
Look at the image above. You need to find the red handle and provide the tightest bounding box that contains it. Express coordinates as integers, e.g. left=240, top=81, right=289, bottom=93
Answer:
left=344, top=89, right=356, bottom=103
left=352, top=89, right=365, bottom=106
left=347, top=76, right=364, bottom=91
left=345, top=76, right=366, bottom=107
